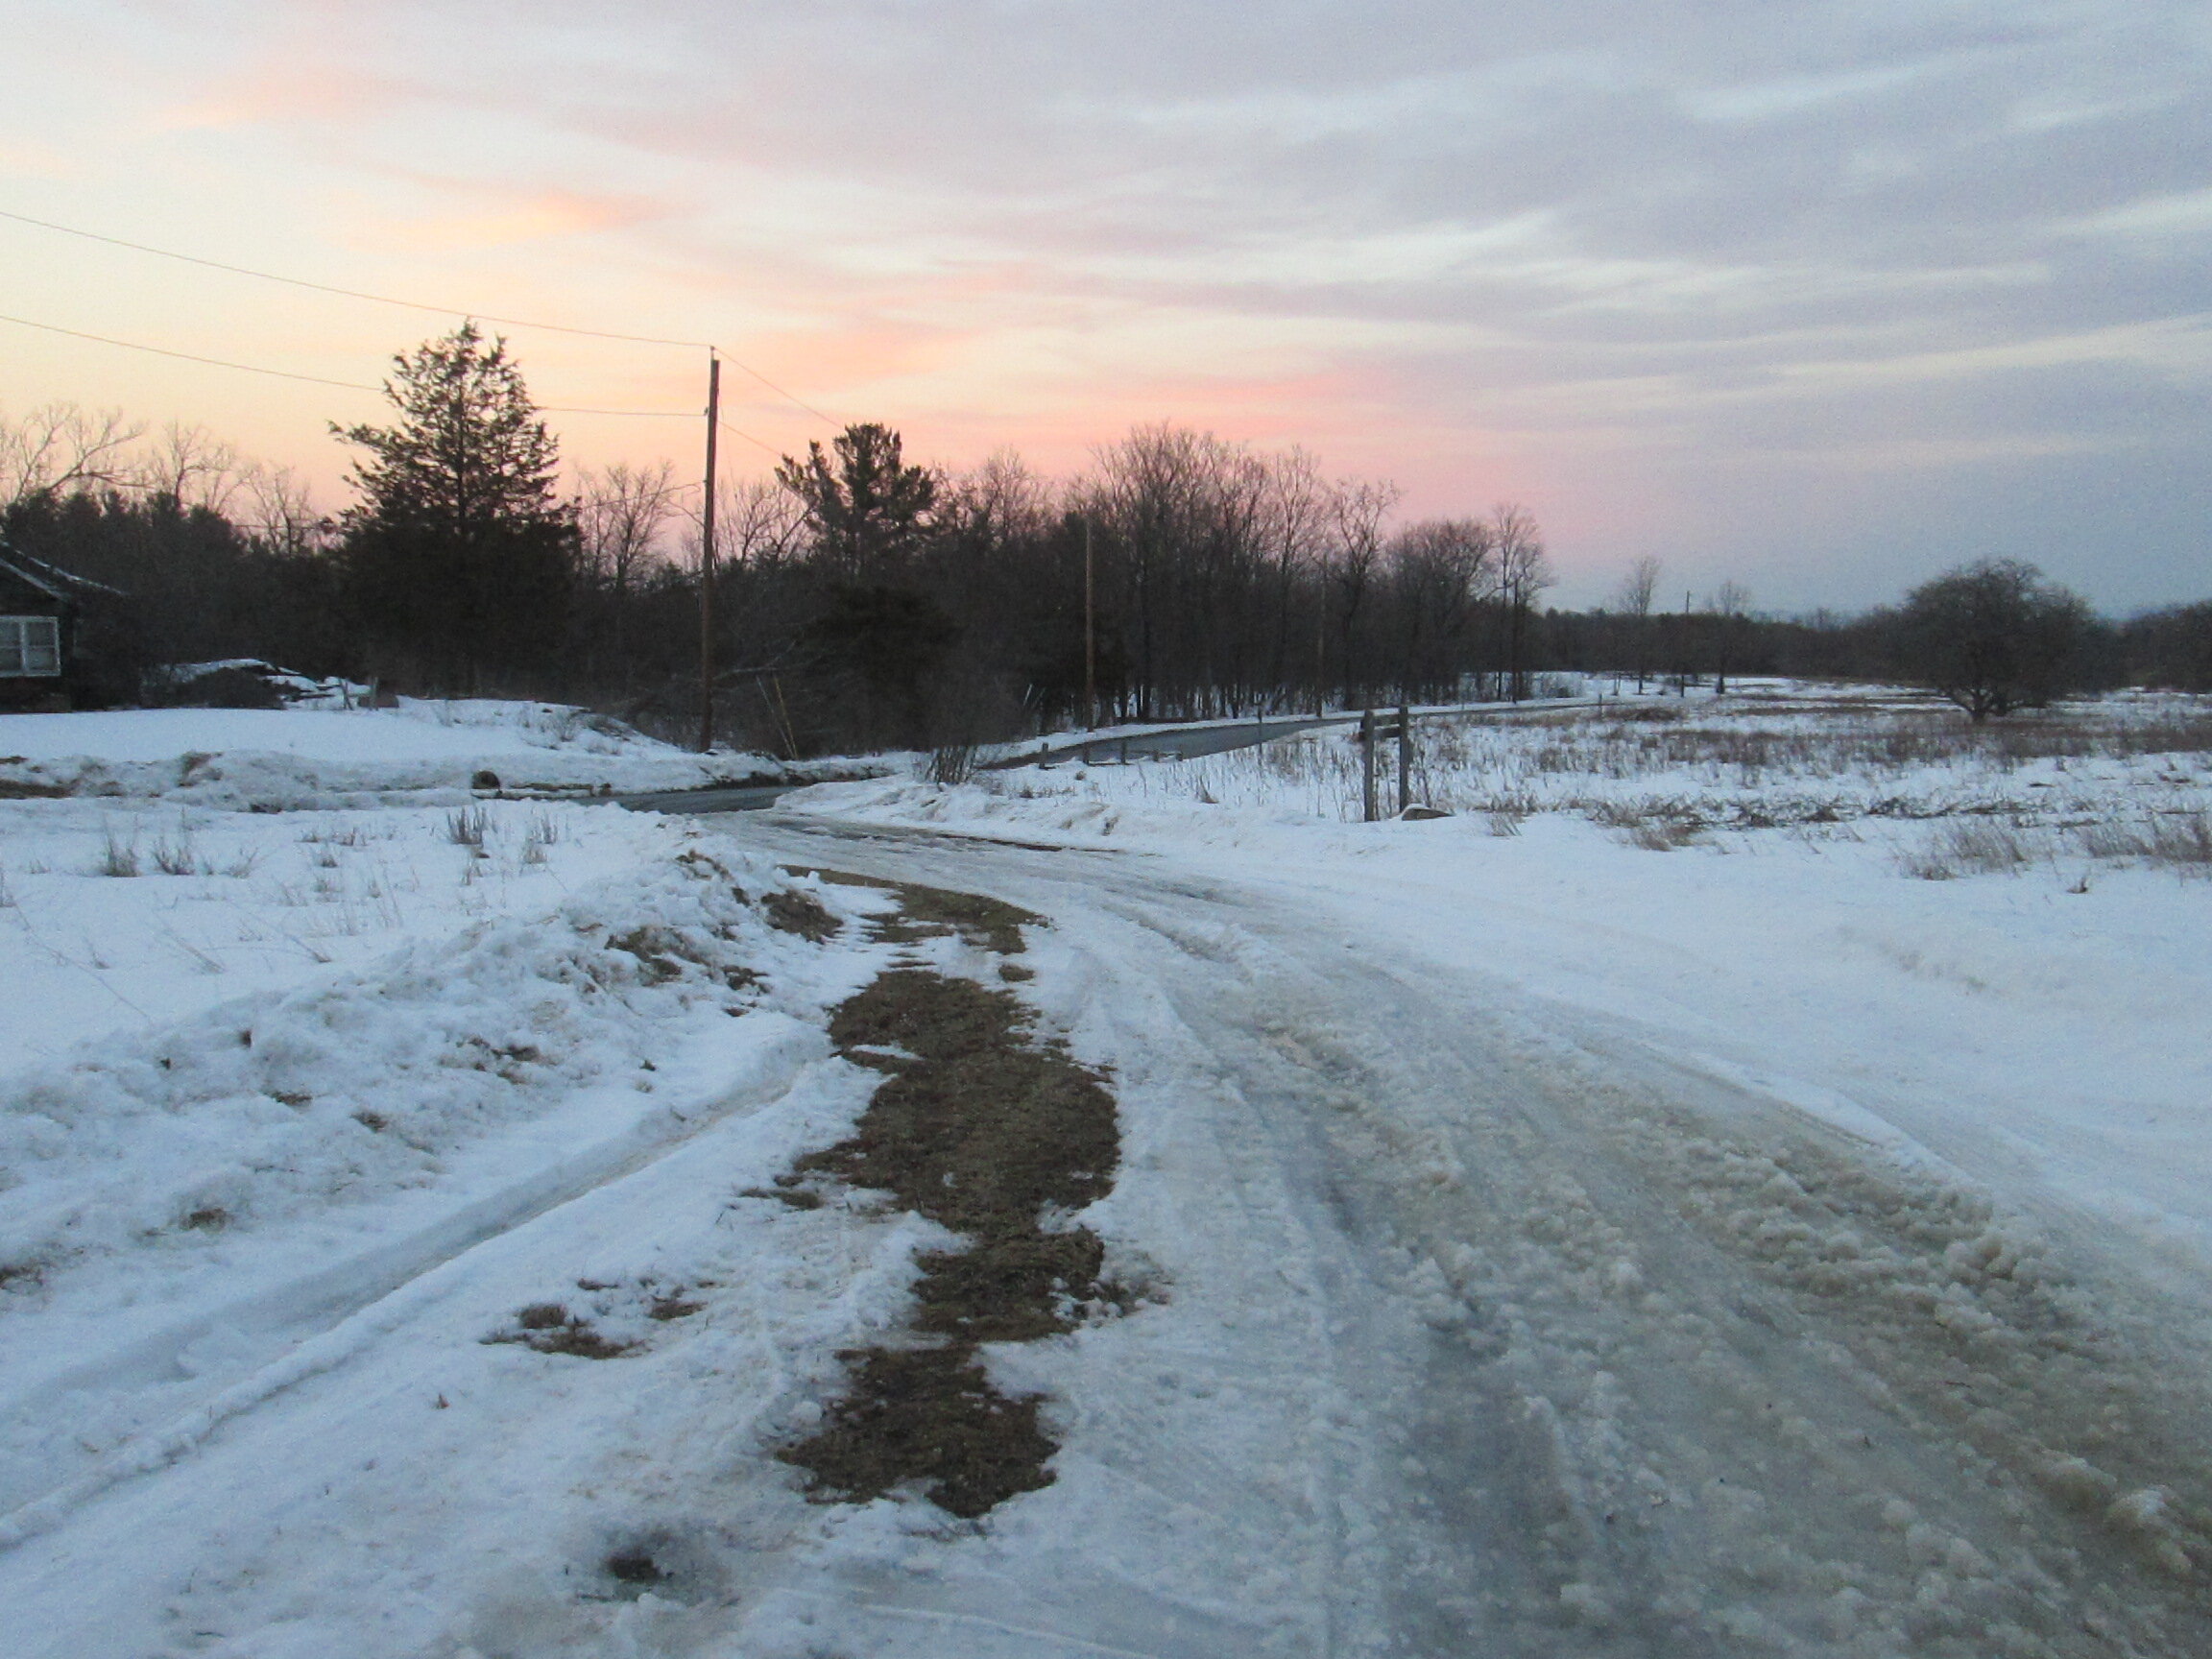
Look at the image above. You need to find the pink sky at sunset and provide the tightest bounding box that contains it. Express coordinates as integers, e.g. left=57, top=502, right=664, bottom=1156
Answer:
left=4, top=0, right=2208, bottom=610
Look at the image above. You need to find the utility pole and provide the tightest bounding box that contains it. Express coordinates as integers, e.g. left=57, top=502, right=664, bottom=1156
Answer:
left=1083, top=516, right=1097, bottom=730
left=696, top=352, right=721, bottom=753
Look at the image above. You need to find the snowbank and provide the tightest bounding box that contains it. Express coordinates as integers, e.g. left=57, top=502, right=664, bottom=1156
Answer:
left=0, top=700, right=781, bottom=805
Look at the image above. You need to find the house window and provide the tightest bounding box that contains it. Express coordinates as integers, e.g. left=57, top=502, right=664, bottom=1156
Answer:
left=0, top=615, right=61, bottom=676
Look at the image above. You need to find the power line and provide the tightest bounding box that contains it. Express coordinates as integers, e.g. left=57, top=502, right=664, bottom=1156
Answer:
left=0, top=205, right=711, bottom=350
left=718, top=359, right=838, bottom=428
left=719, top=418, right=781, bottom=459
left=0, top=312, right=382, bottom=392
left=0, top=204, right=844, bottom=426
left=0, top=309, right=716, bottom=420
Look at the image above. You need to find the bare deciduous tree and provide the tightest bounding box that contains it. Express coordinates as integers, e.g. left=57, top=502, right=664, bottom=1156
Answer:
left=575, top=460, right=680, bottom=681
left=1389, top=518, right=1495, bottom=700
left=238, top=463, right=327, bottom=559
left=1491, top=502, right=1553, bottom=701
left=1614, top=555, right=1662, bottom=690
left=145, top=422, right=244, bottom=513
left=1897, top=559, right=2090, bottom=721
left=1325, top=477, right=1398, bottom=709
left=1709, top=579, right=1752, bottom=694
left=709, top=475, right=807, bottom=572
left=0, top=402, right=144, bottom=508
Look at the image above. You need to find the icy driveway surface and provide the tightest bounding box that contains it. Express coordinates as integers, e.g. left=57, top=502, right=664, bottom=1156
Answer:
left=711, top=816, right=2212, bottom=1658
left=1, top=812, right=2207, bottom=1656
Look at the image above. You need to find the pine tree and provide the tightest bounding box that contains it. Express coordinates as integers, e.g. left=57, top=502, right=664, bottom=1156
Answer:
left=776, top=422, right=937, bottom=581
left=335, top=323, right=575, bottom=689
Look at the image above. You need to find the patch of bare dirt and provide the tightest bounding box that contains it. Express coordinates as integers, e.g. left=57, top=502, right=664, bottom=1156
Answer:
left=761, top=887, right=839, bottom=941
left=483, top=1301, right=639, bottom=1360
left=775, top=882, right=1123, bottom=1520
left=781, top=867, right=1041, bottom=954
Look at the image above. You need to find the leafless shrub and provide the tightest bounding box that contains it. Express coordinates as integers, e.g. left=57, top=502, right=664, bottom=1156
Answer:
left=445, top=805, right=490, bottom=847
left=2067, top=809, right=2212, bottom=874
left=94, top=830, right=140, bottom=878
left=2150, top=808, right=2212, bottom=869
left=1623, top=816, right=1704, bottom=851
left=1901, top=819, right=2040, bottom=879
left=150, top=837, right=206, bottom=877
left=2076, top=821, right=2147, bottom=860
left=925, top=743, right=979, bottom=786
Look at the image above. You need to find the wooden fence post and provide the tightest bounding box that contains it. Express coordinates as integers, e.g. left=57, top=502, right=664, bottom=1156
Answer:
left=1360, top=708, right=1378, bottom=822
left=1397, top=700, right=1411, bottom=815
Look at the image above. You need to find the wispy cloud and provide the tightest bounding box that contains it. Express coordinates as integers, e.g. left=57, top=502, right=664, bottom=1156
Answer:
left=2, top=0, right=2208, bottom=604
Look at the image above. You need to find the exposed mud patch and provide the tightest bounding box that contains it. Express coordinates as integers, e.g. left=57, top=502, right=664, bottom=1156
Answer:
left=782, top=866, right=1042, bottom=954
left=483, top=1299, right=642, bottom=1359
left=775, top=883, right=1122, bottom=1519
left=760, top=888, right=839, bottom=941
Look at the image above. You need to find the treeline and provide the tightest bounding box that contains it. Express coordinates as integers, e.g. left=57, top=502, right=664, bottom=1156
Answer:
left=4, top=332, right=2209, bottom=754
left=1545, top=593, right=2212, bottom=700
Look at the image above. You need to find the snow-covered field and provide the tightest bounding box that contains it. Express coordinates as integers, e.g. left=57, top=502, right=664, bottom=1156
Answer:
left=796, top=685, right=2212, bottom=1284
left=6, top=685, right=2212, bottom=1655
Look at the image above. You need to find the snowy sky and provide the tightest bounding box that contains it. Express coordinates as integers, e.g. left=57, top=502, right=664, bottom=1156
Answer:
left=3, top=0, right=2209, bottom=610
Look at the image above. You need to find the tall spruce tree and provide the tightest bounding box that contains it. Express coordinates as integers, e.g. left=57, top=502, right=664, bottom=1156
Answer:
left=335, top=323, right=575, bottom=689
left=775, top=422, right=937, bottom=582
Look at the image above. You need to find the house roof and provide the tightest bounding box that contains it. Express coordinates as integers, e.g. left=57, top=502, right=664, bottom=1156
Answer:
left=0, top=540, right=125, bottom=601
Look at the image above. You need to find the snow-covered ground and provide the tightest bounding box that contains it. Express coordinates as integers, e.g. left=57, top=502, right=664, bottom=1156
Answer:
left=0, top=699, right=785, bottom=805
left=792, top=686, right=2212, bottom=1286
left=5, top=687, right=2212, bottom=1655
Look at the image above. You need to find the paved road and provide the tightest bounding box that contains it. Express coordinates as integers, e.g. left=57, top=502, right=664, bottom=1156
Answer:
left=615, top=701, right=1591, bottom=815
left=613, top=780, right=795, bottom=814
left=995, top=715, right=1344, bottom=769
left=611, top=719, right=1344, bottom=815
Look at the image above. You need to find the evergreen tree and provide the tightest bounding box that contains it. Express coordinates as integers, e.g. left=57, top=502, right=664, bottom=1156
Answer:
left=776, top=422, right=937, bottom=581
left=334, top=323, right=575, bottom=689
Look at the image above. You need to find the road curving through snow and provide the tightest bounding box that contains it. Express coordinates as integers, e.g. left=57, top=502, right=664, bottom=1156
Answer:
left=711, top=812, right=2212, bottom=1657
left=2, top=804, right=2207, bottom=1655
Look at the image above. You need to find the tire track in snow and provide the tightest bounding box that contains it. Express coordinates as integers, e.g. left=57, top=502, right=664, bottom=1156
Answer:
left=0, top=1026, right=827, bottom=1551
left=730, top=817, right=2212, bottom=1656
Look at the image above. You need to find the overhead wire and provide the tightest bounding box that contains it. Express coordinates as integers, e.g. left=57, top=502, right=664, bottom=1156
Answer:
left=0, top=312, right=382, bottom=393
left=718, top=418, right=781, bottom=458
left=0, top=204, right=842, bottom=427
left=0, top=312, right=749, bottom=421
left=0, top=206, right=711, bottom=349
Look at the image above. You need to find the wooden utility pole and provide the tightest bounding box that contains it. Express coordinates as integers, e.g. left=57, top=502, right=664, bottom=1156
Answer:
left=695, top=354, right=722, bottom=753
left=1083, top=517, right=1097, bottom=729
